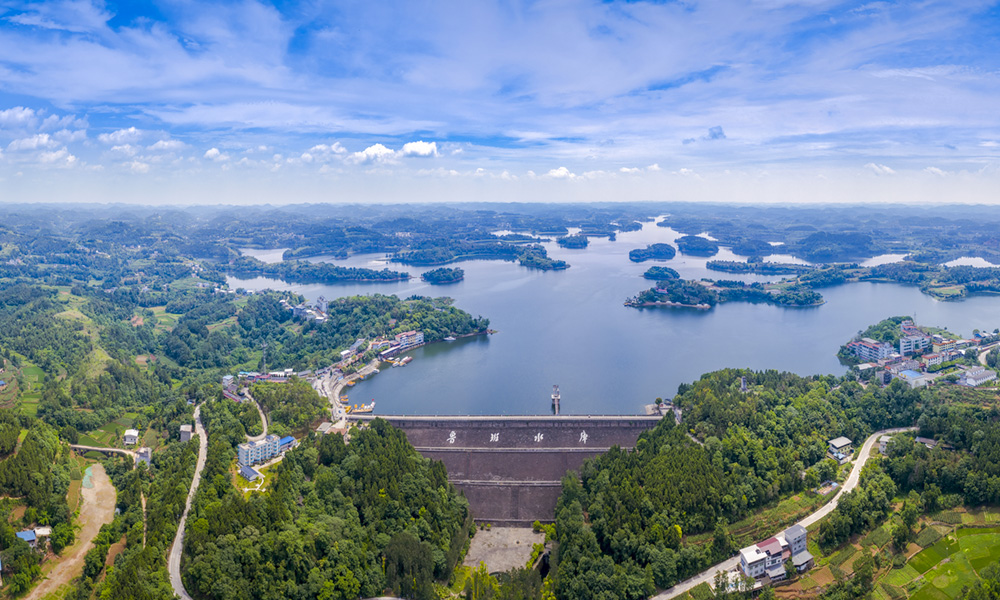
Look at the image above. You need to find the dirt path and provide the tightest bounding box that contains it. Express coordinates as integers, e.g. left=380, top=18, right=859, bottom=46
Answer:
left=28, top=463, right=116, bottom=600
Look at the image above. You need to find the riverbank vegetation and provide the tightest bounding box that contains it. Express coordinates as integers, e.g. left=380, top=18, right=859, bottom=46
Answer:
left=627, top=279, right=823, bottom=309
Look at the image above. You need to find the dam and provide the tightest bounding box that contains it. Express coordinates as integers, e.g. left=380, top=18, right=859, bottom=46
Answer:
left=355, top=414, right=664, bottom=525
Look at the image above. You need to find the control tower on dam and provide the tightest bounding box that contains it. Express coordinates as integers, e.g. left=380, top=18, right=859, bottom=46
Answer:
left=353, top=414, right=664, bottom=525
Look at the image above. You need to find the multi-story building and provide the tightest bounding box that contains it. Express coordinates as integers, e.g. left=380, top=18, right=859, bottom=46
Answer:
left=739, top=545, right=767, bottom=579
left=922, top=353, right=943, bottom=367
left=827, top=437, right=853, bottom=463
left=738, top=524, right=813, bottom=582
left=899, top=334, right=930, bottom=355
left=394, top=330, right=424, bottom=348
left=238, top=435, right=280, bottom=466
left=847, top=338, right=893, bottom=362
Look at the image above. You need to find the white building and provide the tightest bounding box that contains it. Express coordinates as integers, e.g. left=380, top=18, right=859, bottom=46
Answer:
left=180, top=424, right=193, bottom=443
left=123, top=429, right=139, bottom=446
left=899, top=335, right=931, bottom=355
left=879, top=435, right=893, bottom=455
left=739, top=545, right=767, bottom=579
left=827, top=437, right=853, bottom=464
left=847, top=338, right=893, bottom=362
left=960, top=366, right=997, bottom=387
left=238, top=435, right=280, bottom=466
left=394, top=330, right=424, bottom=348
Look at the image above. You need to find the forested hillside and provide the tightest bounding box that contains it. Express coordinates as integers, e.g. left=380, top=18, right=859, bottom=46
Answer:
left=553, top=369, right=928, bottom=600
left=182, top=412, right=470, bottom=600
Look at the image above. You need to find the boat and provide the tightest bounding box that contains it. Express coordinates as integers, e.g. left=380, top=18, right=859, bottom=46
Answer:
left=346, top=381, right=356, bottom=387
left=347, top=401, right=375, bottom=414
left=400, top=356, right=413, bottom=365
left=444, top=336, right=457, bottom=341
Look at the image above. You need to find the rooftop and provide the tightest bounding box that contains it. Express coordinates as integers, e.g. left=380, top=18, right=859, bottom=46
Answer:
left=124, top=428, right=139, bottom=437
left=785, top=523, right=807, bottom=539
left=740, top=545, right=767, bottom=564
left=16, top=530, right=36, bottom=542
left=829, top=436, right=852, bottom=448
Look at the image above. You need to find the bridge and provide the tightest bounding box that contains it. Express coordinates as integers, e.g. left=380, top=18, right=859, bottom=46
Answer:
left=354, top=414, right=664, bottom=525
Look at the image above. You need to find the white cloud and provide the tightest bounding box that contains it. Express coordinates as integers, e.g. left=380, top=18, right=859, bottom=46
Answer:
left=204, top=147, right=230, bottom=161
left=308, top=142, right=347, bottom=154
left=923, top=166, right=947, bottom=176
left=620, top=167, right=640, bottom=174
left=401, top=140, right=438, bottom=157
left=647, top=163, right=661, bottom=171
left=980, top=141, right=998, bottom=148
left=128, top=160, right=150, bottom=173
left=148, top=139, right=185, bottom=151
left=7, top=134, right=57, bottom=151
left=546, top=166, right=576, bottom=179
left=0, top=107, right=37, bottom=129
left=864, top=162, right=896, bottom=176
left=349, top=143, right=396, bottom=164
left=53, top=129, right=87, bottom=143
left=38, top=148, right=77, bottom=165
left=98, top=127, right=144, bottom=145
left=110, top=144, right=138, bottom=156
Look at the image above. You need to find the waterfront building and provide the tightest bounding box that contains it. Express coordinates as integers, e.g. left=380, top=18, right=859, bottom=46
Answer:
left=123, top=429, right=139, bottom=446
left=847, top=338, right=893, bottom=362
left=394, top=330, right=424, bottom=348
left=180, top=424, right=192, bottom=442
left=238, top=434, right=280, bottom=466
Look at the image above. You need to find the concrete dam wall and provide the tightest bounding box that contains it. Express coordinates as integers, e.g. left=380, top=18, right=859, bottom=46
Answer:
left=356, top=415, right=664, bottom=525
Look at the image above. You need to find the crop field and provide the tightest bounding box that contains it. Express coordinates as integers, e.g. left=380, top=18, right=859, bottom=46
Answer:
left=876, top=526, right=1000, bottom=600
left=77, top=413, right=141, bottom=447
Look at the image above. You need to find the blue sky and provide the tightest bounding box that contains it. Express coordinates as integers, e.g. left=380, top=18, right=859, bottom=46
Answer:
left=1, top=0, right=999, bottom=204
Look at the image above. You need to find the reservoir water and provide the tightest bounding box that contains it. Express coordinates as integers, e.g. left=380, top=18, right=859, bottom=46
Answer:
left=231, top=221, right=1000, bottom=415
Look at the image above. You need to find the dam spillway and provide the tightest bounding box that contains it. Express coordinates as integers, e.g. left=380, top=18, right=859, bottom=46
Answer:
left=354, top=415, right=664, bottom=525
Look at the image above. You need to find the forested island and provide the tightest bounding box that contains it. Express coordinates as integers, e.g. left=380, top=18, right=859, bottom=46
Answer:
left=627, top=278, right=823, bottom=308
left=642, top=266, right=680, bottom=280
left=228, top=254, right=411, bottom=283
left=629, top=243, right=677, bottom=262
left=675, top=235, right=720, bottom=257
left=557, top=234, right=590, bottom=249
left=707, top=259, right=814, bottom=275
left=421, top=267, right=465, bottom=284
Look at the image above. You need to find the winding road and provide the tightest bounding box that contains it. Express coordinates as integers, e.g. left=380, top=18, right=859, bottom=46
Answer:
left=652, top=426, right=917, bottom=600
left=167, top=404, right=208, bottom=600
left=243, top=392, right=269, bottom=442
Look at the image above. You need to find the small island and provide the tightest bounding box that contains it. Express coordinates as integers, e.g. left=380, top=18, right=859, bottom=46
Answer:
left=420, top=267, right=464, bottom=284
left=707, top=259, right=814, bottom=275
left=642, top=266, right=680, bottom=280
left=730, top=238, right=775, bottom=257
left=518, top=246, right=570, bottom=270
left=675, top=235, right=720, bottom=257
left=557, top=234, right=589, bottom=249
left=626, top=278, right=824, bottom=309
left=628, top=243, right=676, bottom=262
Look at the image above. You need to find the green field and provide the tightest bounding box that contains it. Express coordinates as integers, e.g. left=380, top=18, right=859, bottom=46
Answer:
left=878, top=526, right=1000, bottom=600
left=77, top=413, right=141, bottom=448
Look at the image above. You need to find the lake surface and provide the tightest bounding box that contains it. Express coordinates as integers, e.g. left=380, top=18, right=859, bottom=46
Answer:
left=231, top=222, right=1000, bottom=415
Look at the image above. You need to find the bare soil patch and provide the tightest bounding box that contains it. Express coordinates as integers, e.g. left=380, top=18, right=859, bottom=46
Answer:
left=130, top=315, right=144, bottom=327
left=463, top=527, right=544, bottom=574
left=810, top=566, right=835, bottom=587
left=27, top=464, right=116, bottom=600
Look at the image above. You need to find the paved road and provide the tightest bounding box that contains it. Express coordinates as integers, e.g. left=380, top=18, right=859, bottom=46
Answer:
left=978, top=342, right=998, bottom=366
left=652, top=426, right=916, bottom=600
left=243, top=392, right=269, bottom=442
left=167, top=404, right=207, bottom=600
